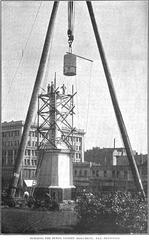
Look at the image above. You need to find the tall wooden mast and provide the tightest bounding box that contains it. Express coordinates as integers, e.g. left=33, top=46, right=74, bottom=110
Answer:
left=10, top=1, right=59, bottom=198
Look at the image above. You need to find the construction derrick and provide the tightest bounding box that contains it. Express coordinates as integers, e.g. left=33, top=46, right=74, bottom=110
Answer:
left=9, top=1, right=145, bottom=201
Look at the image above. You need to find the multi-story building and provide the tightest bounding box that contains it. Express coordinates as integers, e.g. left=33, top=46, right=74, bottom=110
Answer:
left=62, top=127, right=85, bottom=163
left=2, top=120, right=85, bottom=191
left=2, top=121, right=39, bottom=191
left=84, top=147, right=137, bottom=166
left=73, top=151, right=148, bottom=193
left=73, top=162, right=91, bottom=188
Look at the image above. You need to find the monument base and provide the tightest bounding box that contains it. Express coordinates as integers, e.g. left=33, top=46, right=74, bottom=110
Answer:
left=49, top=186, right=76, bottom=202
left=36, top=148, right=76, bottom=203
left=34, top=186, right=76, bottom=203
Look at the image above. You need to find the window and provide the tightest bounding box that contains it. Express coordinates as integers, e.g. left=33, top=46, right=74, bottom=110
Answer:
left=15, top=131, right=19, bottom=136
left=84, top=170, right=87, bottom=176
left=2, top=151, right=6, bottom=165
left=2, top=157, right=6, bottom=165
left=32, top=160, right=34, bottom=166
left=32, top=171, right=35, bottom=178
left=32, top=150, right=34, bottom=156
left=28, top=150, right=30, bottom=156
left=25, top=170, right=29, bottom=178
left=76, top=146, right=79, bottom=151
left=96, top=170, right=99, bottom=177
left=117, top=171, right=120, bottom=178
left=124, top=170, right=128, bottom=179
left=28, top=141, right=31, bottom=146
left=27, top=159, right=30, bottom=165
left=29, top=170, right=32, bottom=178
left=24, top=159, right=27, bottom=165
left=76, top=153, right=79, bottom=159
left=79, top=170, right=82, bottom=176
left=14, top=150, right=18, bottom=155
left=104, top=170, right=107, bottom=177
left=92, top=170, right=95, bottom=175
left=79, top=153, right=81, bottom=159
left=2, top=150, right=6, bottom=156
left=8, top=151, right=13, bottom=165
left=112, top=170, right=115, bottom=178
left=34, top=160, right=37, bottom=165
left=74, top=170, right=77, bottom=176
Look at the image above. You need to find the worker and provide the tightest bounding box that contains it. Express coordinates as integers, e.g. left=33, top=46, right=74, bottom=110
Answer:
left=23, top=191, right=29, bottom=201
left=51, top=81, right=55, bottom=93
left=47, top=84, right=51, bottom=93
left=61, top=84, right=66, bottom=94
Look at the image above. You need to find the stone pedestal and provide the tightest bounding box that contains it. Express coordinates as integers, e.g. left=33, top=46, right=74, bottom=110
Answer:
left=36, top=148, right=75, bottom=202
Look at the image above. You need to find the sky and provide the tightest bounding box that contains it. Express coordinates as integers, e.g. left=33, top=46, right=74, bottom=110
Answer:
left=2, top=1, right=148, bottom=153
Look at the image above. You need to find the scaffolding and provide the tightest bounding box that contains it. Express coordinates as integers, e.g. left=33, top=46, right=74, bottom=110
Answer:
left=37, top=80, right=77, bottom=151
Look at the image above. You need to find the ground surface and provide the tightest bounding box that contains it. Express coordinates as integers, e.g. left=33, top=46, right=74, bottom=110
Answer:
left=1, top=207, right=78, bottom=234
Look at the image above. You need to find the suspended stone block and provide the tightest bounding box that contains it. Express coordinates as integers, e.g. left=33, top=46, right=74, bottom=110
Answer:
left=63, top=53, right=76, bottom=76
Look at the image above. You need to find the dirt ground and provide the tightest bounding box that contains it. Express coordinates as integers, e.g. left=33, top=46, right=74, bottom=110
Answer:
left=1, top=207, right=78, bottom=234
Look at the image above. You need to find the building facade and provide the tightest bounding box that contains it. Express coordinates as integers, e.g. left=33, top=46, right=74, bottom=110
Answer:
left=2, top=121, right=38, bottom=190
left=84, top=147, right=137, bottom=166
left=62, top=127, right=85, bottom=163
left=73, top=150, right=148, bottom=193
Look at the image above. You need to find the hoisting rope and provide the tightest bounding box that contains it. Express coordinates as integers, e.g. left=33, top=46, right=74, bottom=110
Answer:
left=74, top=61, right=93, bottom=132
left=86, top=61, right=93, bottom=133
left=75, top=74, right=80, bottom=128
left=67, top=1, right=74, bottom=52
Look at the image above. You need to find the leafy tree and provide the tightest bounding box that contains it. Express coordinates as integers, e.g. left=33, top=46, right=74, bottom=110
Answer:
left=111, top=191, right=148, bottom=233
left=75, top=191, right=147, bottom=233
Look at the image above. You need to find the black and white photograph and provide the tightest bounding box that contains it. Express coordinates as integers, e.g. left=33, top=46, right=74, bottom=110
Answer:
left=1, top=0, right=148, bottom=236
